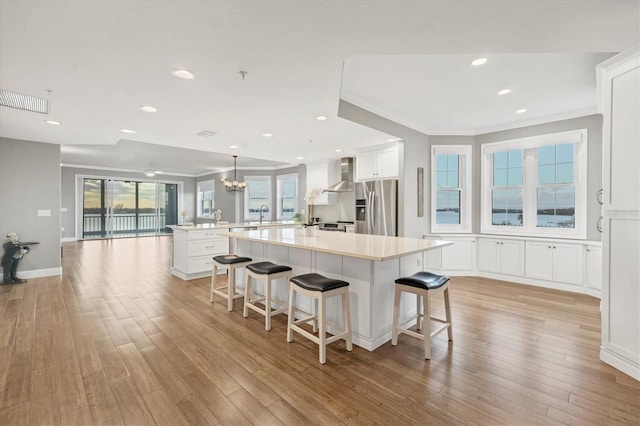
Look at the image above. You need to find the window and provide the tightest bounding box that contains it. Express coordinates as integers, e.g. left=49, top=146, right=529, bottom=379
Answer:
left=431, top=145, right=472, bottom=233
left=276, top=173, right=298, bottom=219
left=196, top=180, right=215, bottom=217
left=481, top=129, right=587, bottom=238
left=244, top=176, right=272, bottom=221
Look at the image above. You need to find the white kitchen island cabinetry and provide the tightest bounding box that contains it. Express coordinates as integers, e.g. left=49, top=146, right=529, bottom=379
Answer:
left=356, top=146, right=399, bottom=180
left=223, top=228, right=451, bottom=351
left=172, top=227, right=229, bottom=280
left=477, top=238, right=525, bottom=277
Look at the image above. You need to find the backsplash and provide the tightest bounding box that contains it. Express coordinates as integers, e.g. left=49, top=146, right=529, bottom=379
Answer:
left=311, top=192, right=355, bottom=222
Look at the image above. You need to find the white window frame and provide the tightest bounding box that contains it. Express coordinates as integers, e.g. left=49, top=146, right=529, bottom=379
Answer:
left=196, top=180, right=215, bottom=218
left=276, top=173, right=298, bottom=220
left=244, top=176, right=272, bottom=221
left=431, top=145, right=473, bottom=233
left=481, top=129, right=588, bottom=239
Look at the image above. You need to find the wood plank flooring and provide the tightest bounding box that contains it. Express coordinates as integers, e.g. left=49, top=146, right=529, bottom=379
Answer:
left=0, top=236, right=638, bottom=425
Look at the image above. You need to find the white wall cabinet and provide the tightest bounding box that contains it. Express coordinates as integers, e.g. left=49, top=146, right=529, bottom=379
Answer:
left=585, top=244, right=602, bottom=292
left=171, top=228, right=230, bottom=280
left=356, top=146, right=399, bottom=181
left=477, top=238, right=525, bottom=277
left=305, top=162, right=338, bottom=205
left=525, top=242, right=583, bottom=286
left=597, top=46, right=640, bottom=380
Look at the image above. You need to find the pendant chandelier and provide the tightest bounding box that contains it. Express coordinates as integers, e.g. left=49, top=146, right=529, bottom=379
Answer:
left=221, top=155, right=246, bottom=192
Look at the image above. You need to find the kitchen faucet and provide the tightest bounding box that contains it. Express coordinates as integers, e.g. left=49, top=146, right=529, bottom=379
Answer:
left=259, top=204, right=269, bottom=224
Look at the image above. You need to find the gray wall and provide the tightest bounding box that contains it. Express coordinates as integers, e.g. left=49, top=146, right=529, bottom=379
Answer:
left=0, top=137, right=61, bottom=274
left=61, top=167, right=196, bottom=239
left=197, top=165, right=305, bottom=223
left=476, top=114, right=603, bottom=240
left=338, top=100, right=430, bottom=238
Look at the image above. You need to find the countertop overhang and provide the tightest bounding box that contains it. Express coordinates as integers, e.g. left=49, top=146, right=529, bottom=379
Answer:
left=171, top=221, right=298, bottom=231
left=221, top=228, right=452, bottom=261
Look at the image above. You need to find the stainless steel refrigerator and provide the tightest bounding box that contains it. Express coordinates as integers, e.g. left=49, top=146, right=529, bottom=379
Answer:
left=355, top=180, right=398, bottom=236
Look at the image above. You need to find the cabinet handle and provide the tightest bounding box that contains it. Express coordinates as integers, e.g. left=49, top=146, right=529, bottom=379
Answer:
left=597, top=216, right=603, bottom=233
left=548, top=246, right=552, bottom=248
left=597, top=188, right=603, bottom=206
left=586, top=248, right=591, bottom=252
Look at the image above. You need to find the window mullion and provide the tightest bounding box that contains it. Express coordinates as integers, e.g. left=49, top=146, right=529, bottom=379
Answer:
left=523, top=148, right=537, bottom=233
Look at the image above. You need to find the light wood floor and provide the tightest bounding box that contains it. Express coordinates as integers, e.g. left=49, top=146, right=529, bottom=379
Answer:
left=0, top=237, right=638, bottom=425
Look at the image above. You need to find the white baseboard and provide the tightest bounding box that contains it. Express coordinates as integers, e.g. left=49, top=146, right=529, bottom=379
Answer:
left=0, top=266, right=62, bottom=280
left=61, top=237, right=77, bottom=242
left=600, top=346, right=640, bottom=381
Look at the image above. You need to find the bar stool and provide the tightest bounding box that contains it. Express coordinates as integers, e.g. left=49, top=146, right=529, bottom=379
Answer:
left=243, top=261, right=292, bottom=330
left=211, top=254, right=253, bottom=311
left=391, top=271, right=452, bottom=360
left=287, top=273, right=352, bottom=364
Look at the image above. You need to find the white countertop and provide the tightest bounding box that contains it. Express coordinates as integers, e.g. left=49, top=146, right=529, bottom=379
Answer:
left=221, top=228, right=452, bottom=261
left=171, top=221, right=299, bottom=231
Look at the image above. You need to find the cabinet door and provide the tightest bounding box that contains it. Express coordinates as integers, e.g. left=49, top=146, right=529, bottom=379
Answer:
left=376, top=148, right=399, bottom=179
left=585, top=245, right=602, bottom=290
left=442, top=238, right=476, bottom=271
left=477, top=238, right=500, bottom=273
left=306, top=163, right=336, bottom=205
left=525, top=242, right=553, bottom=281
left=500, top=240, right=525, bottom=276
left=356, top=151, right=377, bottom=181
left=552, top=243, right=583, bottom=285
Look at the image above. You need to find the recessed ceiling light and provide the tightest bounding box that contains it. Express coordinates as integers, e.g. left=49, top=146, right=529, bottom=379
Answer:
left=139, top=105, right=157, bottom=112
left=498, top=89, right=512, bottom=96
left=471, top=57, right=488, bottom=66
left=262, top=133, right=273, bottom=138
left=172, top=69, right=194, bottom=79
left=515, top=108, right=527, bottom=114
left=315, top=115, right=328, bottom=121
left=120, top=128, right=136, bottom=134
left=44, top=120, right=61, bottom=126
left=296, top=156, right=304, bottom=160
left=335, top=148, right=343, bottom=153
left=229, top=145, right=239, bottom=149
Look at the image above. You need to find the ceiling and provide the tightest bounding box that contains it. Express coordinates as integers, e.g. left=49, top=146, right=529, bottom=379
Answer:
left=0, top=1, right=638, bottom=176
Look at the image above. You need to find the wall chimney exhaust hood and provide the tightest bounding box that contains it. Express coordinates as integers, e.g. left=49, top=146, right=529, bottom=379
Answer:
left=324, top=157, right=354, bottom=192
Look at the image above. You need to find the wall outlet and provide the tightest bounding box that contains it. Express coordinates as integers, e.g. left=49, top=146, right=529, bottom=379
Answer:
left=37, top=209, right=51, bottom=217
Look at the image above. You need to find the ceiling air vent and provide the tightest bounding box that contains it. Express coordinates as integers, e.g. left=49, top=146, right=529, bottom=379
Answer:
left=197, top=130, right=217, bottom=137
left=0, top=89, right=49, bottom=114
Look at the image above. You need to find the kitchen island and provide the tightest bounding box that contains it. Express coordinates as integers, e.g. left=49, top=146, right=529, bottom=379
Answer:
left=222, top=227, right=452, bottom=351
left=170, top=222, right=298, bottom=280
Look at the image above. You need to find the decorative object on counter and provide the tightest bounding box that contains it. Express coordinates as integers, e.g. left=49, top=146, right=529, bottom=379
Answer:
left=304, top=188, right=322, bottom=225
left=292, top=212, right=302, bottom=223
left=221, top=155, right=246, bottom=192
left=180, top=210, right=188, bottom=224
left=214, top=209, right=223, bottom=224
left=302, top=223, right=318, bottom=237
left=417, top=167, right=424, bottom=217
left=1, top=233, right=39, bottom=284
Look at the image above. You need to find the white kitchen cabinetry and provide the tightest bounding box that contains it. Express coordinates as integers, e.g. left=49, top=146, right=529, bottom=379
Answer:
left=585, top=244, right=602, bottom=293
left=525, top=242, right=583, bottom=286
left=171, top=228, right=230, bottom=280
left=305, top=162, right=338, bottom=205
left=423, top=236, right=476, bottom=273
left=597, top=46, right=640, bottom=380
left=477, top=238, right=524, bottom=277
left=356, top=146, right=399, bottom=180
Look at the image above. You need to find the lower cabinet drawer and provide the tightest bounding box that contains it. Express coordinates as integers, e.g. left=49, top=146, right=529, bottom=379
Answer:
left=188, top=255, right=216, bottom=273
left=189, top=238, right=229, bottom=256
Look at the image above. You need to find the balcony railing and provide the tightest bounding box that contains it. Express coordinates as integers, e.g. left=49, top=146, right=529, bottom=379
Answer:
left=83, top=213, right=167, bottom=234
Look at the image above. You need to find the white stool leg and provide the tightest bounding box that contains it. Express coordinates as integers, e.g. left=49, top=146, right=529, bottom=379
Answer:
left=243, top=273, right=252, bottom=318
left=391, top=285, right=401, bottom=346
left=423, top=292, right=431, bottom=360
left=444, top=286, right=453, bottom=341
left=227, top=265, right=236, bottom=311
left=265, top=276, right=272, bottom=331
left=342, top=289, right=352, bottom=351
left=210, top=263, right=218, bottom=302
left=318, top=294, right=326, bottom=364
left=287, top=283, right=295, bottom=343
left=416, top=293, right=422, bottom=330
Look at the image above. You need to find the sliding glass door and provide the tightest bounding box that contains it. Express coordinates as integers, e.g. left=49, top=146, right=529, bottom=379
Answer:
left=82, top=178, right=178, bottom=239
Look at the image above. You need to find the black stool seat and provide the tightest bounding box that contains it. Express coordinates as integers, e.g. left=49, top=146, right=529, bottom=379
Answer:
left=247, top=261, right=292, bottom=275
left=290, top=273, right=349, bottom=292
left=213, top=254, right=253, bottom=265
left=395, top=271, right=450, bottom=290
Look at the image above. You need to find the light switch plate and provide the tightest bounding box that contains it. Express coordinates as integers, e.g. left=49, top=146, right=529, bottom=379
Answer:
left=37, top=210, right=51, bottom=217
